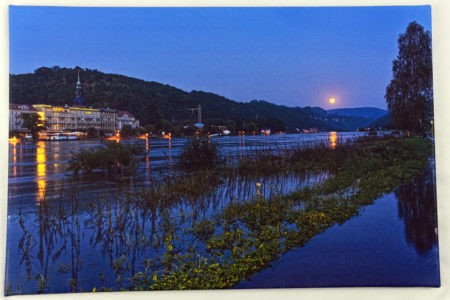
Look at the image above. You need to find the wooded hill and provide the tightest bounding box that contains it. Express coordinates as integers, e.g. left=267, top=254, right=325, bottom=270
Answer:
left=10, top=66, right=384, bottom=132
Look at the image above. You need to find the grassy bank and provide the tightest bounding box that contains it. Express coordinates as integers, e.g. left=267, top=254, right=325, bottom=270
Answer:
left=123, top=136, right=433, bottom=290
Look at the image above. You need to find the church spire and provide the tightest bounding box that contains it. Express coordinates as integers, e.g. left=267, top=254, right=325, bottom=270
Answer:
left=73, top=69, right=87, bottom=106
left=76, top=70, right=82, bottom=98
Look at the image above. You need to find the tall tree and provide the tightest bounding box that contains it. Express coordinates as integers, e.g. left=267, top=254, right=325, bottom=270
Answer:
left=385, top=21, right=433, bottom=134
left=21, top=113, right=46, bottom=140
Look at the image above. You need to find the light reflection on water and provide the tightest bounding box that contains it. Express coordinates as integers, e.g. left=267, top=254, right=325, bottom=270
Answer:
left=8, top=132, right=356, bottom=207
left=12, top=141, right=17, bottom=177
left=6, top=170, right=327, bottom=294
left=36, top=141, right=46, bottom=201
left=329, top=131, right=337, bottom=149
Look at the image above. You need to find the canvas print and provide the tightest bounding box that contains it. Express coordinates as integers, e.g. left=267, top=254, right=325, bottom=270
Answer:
left=5, top=6, right=439, bottom=295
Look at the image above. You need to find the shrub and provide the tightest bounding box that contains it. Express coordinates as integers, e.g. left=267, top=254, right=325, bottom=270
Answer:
left=68, top=141, right=141, bottom=177
left=178, top=137, right=220, bottom=171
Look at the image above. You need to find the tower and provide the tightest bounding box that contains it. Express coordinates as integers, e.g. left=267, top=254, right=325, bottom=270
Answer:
left=73, top=70, right=87, bottom=107
left=76, top=70, right=82, bottom=98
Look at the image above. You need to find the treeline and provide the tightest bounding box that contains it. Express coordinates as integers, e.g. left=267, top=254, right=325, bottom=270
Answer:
left=10, top=66, right=372, bottom=134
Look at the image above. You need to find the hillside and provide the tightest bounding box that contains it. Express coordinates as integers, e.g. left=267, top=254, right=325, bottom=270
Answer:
left=369, top=113, right=394, bottom=129
left=10, top=66, right=379, bottom=133
left=326, top=107, right=388, bottom=130
left=327, top=107, right=387, bottom=119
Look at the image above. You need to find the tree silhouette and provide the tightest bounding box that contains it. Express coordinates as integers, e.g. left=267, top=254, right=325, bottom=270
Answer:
left=385, top=21, right=433, bottom=134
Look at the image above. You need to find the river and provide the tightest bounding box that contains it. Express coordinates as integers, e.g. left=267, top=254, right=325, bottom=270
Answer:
left=5, top=132, right=439, bottom=294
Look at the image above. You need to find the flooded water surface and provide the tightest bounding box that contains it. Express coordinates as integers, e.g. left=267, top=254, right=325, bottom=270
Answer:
left=5, top=132, right=439, bottom=294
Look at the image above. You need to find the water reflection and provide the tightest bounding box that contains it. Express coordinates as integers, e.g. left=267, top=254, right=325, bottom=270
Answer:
left=6, top=133, right=437, bottom=294
left=329, top=131, right=337, bottom=149
left=8, top=133, right=366, bottom=207
left=36, top=141, right=47, bottom=200
left=11, top=141, right=18, bottom=177
left=236, top=160, right=439, bottom=289
left=167, top=137, right=173, bottom=174
left=7, top=170, right=326, bottom=294
left=239, top=134, right=245, bottom=148
left=396, top=159, right=438, bottom=254
left=145, top=138, right=151, bottom=176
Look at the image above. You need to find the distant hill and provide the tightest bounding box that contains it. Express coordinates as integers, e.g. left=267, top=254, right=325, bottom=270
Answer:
left=10, top=66, right=381, bottom=132
left=326, top=107, right=388, bottom=130
left=369, top=113, right=394, bottom=129
left=328, top=107, right=387, bottom=119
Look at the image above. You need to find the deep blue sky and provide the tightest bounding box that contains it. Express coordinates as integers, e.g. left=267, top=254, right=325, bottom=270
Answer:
left=9, top=6, right=431, bottom=109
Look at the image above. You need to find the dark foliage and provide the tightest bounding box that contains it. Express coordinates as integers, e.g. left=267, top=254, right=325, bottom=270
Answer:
left=369, top=113, right=394, bottom=130
left=385, top=21, right=433, bottom=133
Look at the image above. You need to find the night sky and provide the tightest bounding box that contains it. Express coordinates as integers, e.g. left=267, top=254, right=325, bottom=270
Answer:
left=9, top=6, right=431, bottom=109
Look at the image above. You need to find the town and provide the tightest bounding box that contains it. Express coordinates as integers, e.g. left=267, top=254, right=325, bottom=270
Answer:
left=9, top=72, right=139, bottom=141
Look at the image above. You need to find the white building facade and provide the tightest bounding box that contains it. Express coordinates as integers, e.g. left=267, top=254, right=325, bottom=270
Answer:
left=9, top=104, right=37, bottom=131
left=117, top=110, right=139, bottom=130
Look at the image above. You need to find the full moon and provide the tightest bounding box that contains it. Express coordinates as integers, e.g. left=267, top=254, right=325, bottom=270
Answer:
left=329, top=97, right=336, bottom=104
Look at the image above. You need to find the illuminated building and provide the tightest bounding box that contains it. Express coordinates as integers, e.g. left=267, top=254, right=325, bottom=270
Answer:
left=100, top=108, right=118, bottom=132
left=33, top=104, right=102, bottom=131
left=117, top=110, right=139, bottom=129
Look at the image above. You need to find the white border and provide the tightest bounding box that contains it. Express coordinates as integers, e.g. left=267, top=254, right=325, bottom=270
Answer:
left=1, top=1, right=449, bottom=300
